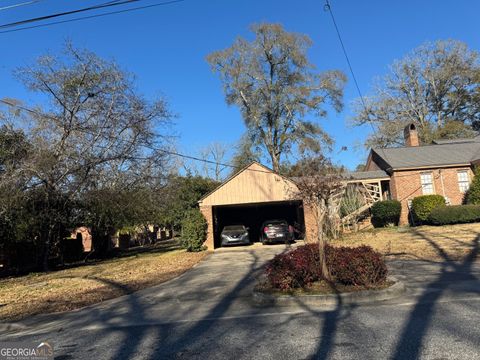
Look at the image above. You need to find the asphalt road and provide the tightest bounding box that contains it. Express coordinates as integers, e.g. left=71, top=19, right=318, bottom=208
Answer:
left=2, top=242, right=480, bottom=360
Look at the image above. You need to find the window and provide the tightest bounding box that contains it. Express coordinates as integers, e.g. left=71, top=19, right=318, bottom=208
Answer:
left=420, top=172, right=434, bottom=194
left=457, top=170, right=470, bottom=192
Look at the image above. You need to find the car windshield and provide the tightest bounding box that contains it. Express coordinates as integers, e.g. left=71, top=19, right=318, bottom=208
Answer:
left=223, top=225, right=245, bottom=231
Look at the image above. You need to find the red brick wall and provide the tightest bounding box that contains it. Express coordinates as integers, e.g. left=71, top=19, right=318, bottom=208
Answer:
left=390, top=166, right=473, bottom=224
left=199, top=205, right=214, bottom=250
left=71, top=227, right=92, bottom=252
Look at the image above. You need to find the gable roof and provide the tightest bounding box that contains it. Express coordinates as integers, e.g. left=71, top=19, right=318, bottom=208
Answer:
left=371, top=141, right=480, bottom=170
left=198, top=162, right=298, bottom=206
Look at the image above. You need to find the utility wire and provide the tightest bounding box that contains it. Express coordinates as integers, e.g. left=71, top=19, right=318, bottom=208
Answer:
left=0, top=0, right=144, bottom=29
left=0, top=97, right=365, bottom=177
left=0, top=0, right=187, bottom=34
left=324, top=0, right=376, bottom=133
left=0, top=98, right=274, bottom=174
left=0, top=1, right=39, bottom=12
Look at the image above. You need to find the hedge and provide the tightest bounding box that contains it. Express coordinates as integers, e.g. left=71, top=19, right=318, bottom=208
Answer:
left=181, top=208, right=207, bottom=252
left=428, top=205, right=480, bottom=225
left=411, top=195, right=446, bottom=223
left=265, top=243, right=387, bottom=290
left=371, top=200, right=401, bottom=227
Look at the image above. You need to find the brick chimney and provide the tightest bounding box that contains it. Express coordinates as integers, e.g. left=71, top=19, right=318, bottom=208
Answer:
left=404, top=123, right=419, bottom=147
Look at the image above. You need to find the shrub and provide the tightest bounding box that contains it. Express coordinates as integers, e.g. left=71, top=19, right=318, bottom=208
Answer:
left=181, top=208, right=207, bottom=252
left=371, top=200, right=401, bottom=227
left=265, top=243, right=387, bottom=290
left=340, top=185, right=366, bottom=217
left=327, top=245, right=388, bottom=286
left=411, top=195, right=446, bottom=223
left=265, top=244, right=321, bottom=290
left=428, top=205, right=480, bottom=225
left=465, top=168, right=480, bottom=205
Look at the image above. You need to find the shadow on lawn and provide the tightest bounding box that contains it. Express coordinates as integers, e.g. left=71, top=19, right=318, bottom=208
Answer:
left=35, top=232, right=480, bottom=359
left=45, top=246, right=285, bottom=359
left=390, top=230, right=479, bottom=359
left=306, top=229, right=480, bottom=359
left=55, top=238, right=182, bottom=272
left=103, top=233, right=479, bottom=359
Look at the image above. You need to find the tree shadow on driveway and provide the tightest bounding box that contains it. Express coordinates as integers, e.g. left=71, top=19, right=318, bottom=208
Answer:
left=107, top=248, right=271, bottom=359
left=74, top=234, right=479, bottom=359
left=11, top=235, right=480, bottom=360
left=391, top=231, right=479, bottom=360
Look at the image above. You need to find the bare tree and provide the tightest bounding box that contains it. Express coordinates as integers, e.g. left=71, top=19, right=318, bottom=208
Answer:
left=1, top=42, right=173, bottom=269
left=207, top=23, right=346, bottom=172
left=353, top=40, right=480, bottom=147
left=228, top=134, right=261, bottom=176
left=198, top=142, right=228, bottom=181
left=293, top=158, right=345, bottom=281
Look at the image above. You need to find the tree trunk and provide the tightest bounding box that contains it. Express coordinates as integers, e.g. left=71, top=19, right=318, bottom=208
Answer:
left=42, top=225, right=53, bottom=272
left=316, top=204, right=331, bottom=281
left=270, top=152, right=280, bottom=173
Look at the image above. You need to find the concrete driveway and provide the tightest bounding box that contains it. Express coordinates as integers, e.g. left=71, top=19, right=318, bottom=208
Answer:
left=2, top=241, right=480, bottom=360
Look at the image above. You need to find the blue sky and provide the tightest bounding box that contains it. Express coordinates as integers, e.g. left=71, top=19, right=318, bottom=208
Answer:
left=1, top=0, right=480, bottom=171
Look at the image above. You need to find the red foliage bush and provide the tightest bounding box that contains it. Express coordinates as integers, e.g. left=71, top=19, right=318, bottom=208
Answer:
left=326, top=245, right=388, bottom=287
left=265, top=243, right=388, bottom=291
left=265, top=244, right=320, bottom=290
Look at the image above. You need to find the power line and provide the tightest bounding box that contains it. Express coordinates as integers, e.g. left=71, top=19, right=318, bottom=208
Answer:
left=323, top=0, right=376, bottom=133
left=0, top=1, right=39, bottom=12
left=0, top=0, right=143, bottom=29
left=0, top=98, right=274, bottom=174
left=0, top=97, right=373, bottom=177
left=0, top=0, right=187, bottom=34
left=0, top=0, right=148, bottom=29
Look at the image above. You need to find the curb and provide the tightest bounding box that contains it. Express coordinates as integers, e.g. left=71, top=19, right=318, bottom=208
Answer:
left=252, top=276, right=406, bottom=307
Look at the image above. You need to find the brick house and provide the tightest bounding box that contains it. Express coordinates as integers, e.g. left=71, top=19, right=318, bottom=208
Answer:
left=363, top=124, right=478, bottom=224
left=198, top=125, right=479, bottom=250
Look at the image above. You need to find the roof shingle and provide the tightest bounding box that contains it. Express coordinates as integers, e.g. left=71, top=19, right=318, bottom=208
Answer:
left=345, top=170, right=389, bottom=180
left=372, top=142, right=480, bottom=169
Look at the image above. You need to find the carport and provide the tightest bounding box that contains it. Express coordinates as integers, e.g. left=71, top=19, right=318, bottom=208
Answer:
left=198, top=162, right=315, bottom=250
left=213, top=200, right=304, bottom=248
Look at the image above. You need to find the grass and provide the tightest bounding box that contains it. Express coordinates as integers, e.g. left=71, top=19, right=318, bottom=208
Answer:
left=0, top=239, right=207, bottom=322
left=331, top=222, right=480, bottom=261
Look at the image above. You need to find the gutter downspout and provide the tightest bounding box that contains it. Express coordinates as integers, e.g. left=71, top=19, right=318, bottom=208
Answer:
left=439, top=169, right=447, bottom=203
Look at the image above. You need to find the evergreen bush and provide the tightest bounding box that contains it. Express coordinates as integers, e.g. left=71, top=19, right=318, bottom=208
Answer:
left=411, top=195, right=446, bottom=223
left=428, top=205, right=480, bottom=225
left=371, top=200, right=402, bottom=227
left=181, top=208, right=207, bottom=252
